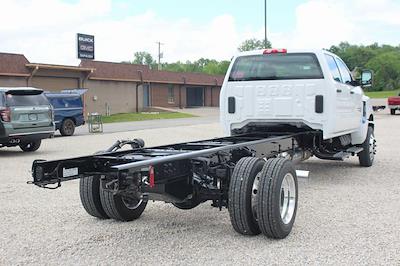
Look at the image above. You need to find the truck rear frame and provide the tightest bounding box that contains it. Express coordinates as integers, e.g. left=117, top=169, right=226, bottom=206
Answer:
left=30, top=129, right=373, bottom=239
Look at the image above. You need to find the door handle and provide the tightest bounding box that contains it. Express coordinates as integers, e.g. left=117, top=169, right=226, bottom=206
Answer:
left=336, top=89, right=342, bottom=93
left=350, top=90, right=355, bottom=94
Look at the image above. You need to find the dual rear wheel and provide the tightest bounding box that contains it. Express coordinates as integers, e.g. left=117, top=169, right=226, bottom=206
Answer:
left=228, top=157, right=298, bottom=239
left=79, top=176, right=147, bottom=221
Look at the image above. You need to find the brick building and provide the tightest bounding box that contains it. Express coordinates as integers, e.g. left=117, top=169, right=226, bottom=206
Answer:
left=0, top=52, right=224, bottom=115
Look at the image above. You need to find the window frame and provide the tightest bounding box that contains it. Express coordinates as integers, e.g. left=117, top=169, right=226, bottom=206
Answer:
left=324, top=54, right=342, bottom=83
left=167, top=84, right=175, bottom=104
left=334, top=57, right=354, bottom=85
left=228, top=53, right=324, bottom=82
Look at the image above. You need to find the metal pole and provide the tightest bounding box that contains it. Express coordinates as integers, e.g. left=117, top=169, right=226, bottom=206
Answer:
left=264, top=0, right=268, bottom=48
left=156, top=41, right=164, bottom=70
left=158, top=42, right=161, bottom=70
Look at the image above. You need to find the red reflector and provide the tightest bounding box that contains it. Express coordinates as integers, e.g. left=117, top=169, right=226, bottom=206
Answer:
left=149, top=166, right=155, bottom=188
left=263, top=48, right=287, bottom=54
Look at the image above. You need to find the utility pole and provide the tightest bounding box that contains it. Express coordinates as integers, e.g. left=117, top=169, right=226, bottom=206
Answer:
left=264, top=0, right=268, bottom=48
left=156, top=41, right=164, bottom=70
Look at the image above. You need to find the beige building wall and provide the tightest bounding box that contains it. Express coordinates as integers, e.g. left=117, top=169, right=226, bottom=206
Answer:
left=85, top=79, right=137, bottom=115
left=0, top=76, right=27, bottom=87
left=31, top=76, right=79, bottom=91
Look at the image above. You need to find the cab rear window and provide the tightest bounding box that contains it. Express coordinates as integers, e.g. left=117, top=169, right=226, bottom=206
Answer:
left=6, top=93, right=49, bottom=106
left=47, top=96, right=83, bottom=108
left=228, top=53, right=324, bottom=81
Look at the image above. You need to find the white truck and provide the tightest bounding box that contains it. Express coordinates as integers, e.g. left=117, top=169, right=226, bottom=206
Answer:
left=30, top=49, right=376, bottom=240
left=221, top=48, right=375, bottom=166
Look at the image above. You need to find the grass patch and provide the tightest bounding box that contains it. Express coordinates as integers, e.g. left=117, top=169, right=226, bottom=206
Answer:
left=101, top=111, right=195, bottom=124
left=365, top=90, right=399, bottom=98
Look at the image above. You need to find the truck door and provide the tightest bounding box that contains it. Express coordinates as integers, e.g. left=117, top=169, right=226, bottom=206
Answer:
left=324, top=54, right=358, bottom=134
left=335, top=58, right=361, bottom=131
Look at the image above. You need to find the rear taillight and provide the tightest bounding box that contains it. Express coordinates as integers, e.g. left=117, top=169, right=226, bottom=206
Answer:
left=263, top=48, right=287, bottom=54
left=0, top=107, right=11, bottom=122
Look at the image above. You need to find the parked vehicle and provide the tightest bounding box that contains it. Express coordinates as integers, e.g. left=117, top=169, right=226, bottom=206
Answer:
left=0, top=87, right=54, bottom=152
left=45, top=92, right=85, bottom=136
left=30, top=49, right=375, bottom=240
left=388, top=92, right=400, bottom=115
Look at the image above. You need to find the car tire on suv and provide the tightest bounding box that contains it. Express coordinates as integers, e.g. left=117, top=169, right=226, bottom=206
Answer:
left=19, top=140, right=41, bottom=152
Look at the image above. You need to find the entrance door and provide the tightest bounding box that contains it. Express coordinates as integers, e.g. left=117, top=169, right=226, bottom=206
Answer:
left=186, top=87, right=204, bottom=107
left=143, top=84, right=150, bottom=107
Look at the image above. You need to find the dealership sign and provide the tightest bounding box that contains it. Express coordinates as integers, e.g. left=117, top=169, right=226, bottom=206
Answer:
left=77, top=33, right=94, bottom=59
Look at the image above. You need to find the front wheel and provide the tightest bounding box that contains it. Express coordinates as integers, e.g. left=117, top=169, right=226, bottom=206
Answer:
left=358, top=126, right=376, bottom=167
left=390, top=109, right=396, bottom=115
left=19, top=140, right=41, bottom=152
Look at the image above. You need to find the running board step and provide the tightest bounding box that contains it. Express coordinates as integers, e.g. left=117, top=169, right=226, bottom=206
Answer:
left=346, top=146, right=363, bottom=155
left=332, top=151, right=351, bottom=160
left=332, top=147, right=364, bottom=160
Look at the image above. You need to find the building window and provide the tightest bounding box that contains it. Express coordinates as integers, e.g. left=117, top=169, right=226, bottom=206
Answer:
left=168, top=85, right=174, bottom=103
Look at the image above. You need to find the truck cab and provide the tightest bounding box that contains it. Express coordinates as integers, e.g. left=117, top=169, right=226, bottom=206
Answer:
left=220, top=49, right=374, bottom=146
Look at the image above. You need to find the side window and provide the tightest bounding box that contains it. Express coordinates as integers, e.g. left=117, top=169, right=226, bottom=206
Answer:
left=0, top=93, right=4, bottom=106
left=335, top=58, right=352, bottom=84
left=324, top=54, right=342, bottom=82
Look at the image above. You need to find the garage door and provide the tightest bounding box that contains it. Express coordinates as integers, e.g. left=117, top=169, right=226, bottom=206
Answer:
left=31, top=76, right=79, bottom=92
left=186, top=87, right=204, bottom=107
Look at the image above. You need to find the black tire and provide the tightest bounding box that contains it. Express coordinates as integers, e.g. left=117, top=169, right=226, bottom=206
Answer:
left=228, top=157, right=265, bottom=235
left=79, top=176, right=109, bottom=219
left=256, top=158, right=298, bottom=239
left=172, top=198, right=201, bottom=210
left=100, top=186, right=147, bottom=221
left=390, top=109, right=396, bottom=115
left=358, top=126, right=375, bottom=167
left=60, top=119, right=75, bottom=136
left=19, top=140, right=41, bottom=152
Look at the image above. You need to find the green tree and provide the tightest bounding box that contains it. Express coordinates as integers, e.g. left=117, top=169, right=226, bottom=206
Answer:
left=133, top=51, right=156, bottom=66
left=328, top=42, right=400, bottom=91
left=366, top=51, right=400, bottom=91
left=238, top=38, right=271, bottom=52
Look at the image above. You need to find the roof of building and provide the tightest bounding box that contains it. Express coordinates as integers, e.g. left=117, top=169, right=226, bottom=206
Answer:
left=0, top=53, right=30, bottom=76
left=0, top=52, right=225, bottom=86
left=26, top=63, right=94, bottom=72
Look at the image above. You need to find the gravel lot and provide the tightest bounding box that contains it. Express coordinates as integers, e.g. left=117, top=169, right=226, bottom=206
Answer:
left=1, top=112, right=399, bottom=265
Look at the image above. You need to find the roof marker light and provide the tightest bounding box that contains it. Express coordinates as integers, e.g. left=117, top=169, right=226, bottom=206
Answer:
left=263, top=48, right=287, bottom=54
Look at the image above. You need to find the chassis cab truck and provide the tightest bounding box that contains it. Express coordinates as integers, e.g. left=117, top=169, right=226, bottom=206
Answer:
left=30, top=49, right=375, bottom=240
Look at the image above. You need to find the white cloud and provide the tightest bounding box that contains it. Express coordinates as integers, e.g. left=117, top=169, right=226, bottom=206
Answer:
left=271, top=0, right=400, bottom=49
left=0, top=0, right=245, bottom=65
left=0, top=0, right=399, bottom=65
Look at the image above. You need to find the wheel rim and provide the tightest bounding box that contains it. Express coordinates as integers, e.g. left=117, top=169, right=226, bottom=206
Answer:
left=122, top=197, right=142, bottom=210
left=64, top=121, right=74, bottom=135
left=279, top=173, right=296, bottom=224
left=369, top=132, right=376, bottom=161
left=251, top=172, right=261, bottom=221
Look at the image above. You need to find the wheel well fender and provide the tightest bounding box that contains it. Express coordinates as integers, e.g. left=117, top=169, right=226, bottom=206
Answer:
left=62, top=117, right=76, bottom=125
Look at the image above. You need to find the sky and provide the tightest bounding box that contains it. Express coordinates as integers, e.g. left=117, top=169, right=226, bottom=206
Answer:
left=0, top=0, right=399, bottom=65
